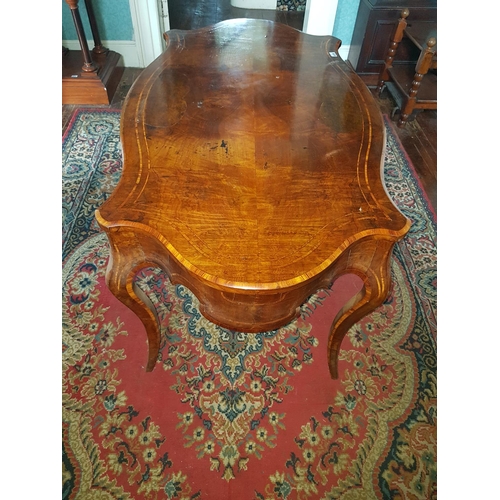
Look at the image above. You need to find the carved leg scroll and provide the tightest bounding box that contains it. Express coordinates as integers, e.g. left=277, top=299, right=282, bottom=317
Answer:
left=105, top=231, right=162, bottom=372
left=327, top=239, right=395, bottom=379
left=100, top=224, right=401, bottom=379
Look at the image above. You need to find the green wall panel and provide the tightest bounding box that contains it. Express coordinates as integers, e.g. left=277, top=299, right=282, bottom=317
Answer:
left=62, top=0, right=134, bottom=41
left=333, top=0, right=360, bottom=46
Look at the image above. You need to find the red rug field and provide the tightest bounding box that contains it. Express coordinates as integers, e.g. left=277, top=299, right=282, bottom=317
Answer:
left=63, top=109, right=437, bottom=499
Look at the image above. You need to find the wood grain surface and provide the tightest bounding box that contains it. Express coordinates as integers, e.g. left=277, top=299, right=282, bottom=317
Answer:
left=96, top=19, right=410, bottom=377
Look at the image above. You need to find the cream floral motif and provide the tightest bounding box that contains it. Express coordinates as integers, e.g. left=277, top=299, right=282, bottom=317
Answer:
left=256, top=260, right=435, bottom=499
left=63, top=236, right=198, bottom=498
left=140, top=272, right=328, bottom=481
left=63, top=112, right=437, bottom=499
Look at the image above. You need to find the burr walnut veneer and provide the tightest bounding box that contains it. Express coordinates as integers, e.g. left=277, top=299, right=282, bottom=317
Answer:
left=95, top=19, right=410, bottom=379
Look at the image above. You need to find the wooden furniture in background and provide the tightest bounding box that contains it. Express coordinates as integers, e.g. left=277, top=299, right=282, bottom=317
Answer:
left=95, top=19, right=411, bottom=380
left=348, top=0, right=436, bottom=86
left=62, top=0, right=124, bottom=104
left=375, top=9, right=437, bottom=127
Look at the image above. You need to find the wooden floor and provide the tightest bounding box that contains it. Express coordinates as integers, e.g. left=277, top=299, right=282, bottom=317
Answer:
left=375, top=98, right=437, bottom=214
left=62, top=1, right=436, bottom=214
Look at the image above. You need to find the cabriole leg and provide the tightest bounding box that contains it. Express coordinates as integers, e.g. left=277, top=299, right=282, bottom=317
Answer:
left=327, top=239, right=395, bottom=379
left=105, top=235, right=162, bottom=372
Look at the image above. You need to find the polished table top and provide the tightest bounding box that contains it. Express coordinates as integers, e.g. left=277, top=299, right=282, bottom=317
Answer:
left=96, top=19, right=410, bottom=378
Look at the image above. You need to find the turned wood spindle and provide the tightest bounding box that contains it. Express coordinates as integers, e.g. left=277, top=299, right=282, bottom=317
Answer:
left=375, top=8, right=410, bottom=96
left=64, top=0, right=97, bottom=73
left=84, top=0, right=109, bottom=55
left=398, top=36, right=436, bottom=127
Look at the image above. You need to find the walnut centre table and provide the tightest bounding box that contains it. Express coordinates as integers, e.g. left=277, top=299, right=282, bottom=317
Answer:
left=95, top=19, right=410, bottom=379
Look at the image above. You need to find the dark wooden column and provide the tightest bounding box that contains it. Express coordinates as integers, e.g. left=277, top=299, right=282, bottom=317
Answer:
left=375, top=8, right=409, bottom=96
left=64, top=0, right=97, bottom=73
left=84, top=0, right=108, bottom=55
left=62, top=0, right=125, bottom=104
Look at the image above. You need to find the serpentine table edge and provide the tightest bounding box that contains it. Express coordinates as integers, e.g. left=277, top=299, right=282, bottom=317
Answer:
left=95, top=19, right=411, bottom=379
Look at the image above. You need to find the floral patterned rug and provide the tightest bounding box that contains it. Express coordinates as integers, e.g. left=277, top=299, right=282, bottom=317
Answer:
left=62, top=109, right=437, bottom=499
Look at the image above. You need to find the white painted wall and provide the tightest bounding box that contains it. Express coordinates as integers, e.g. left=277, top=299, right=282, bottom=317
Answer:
left=303, top=0, right=350, bottom=60
left=303, top=0, right=338, bottom=35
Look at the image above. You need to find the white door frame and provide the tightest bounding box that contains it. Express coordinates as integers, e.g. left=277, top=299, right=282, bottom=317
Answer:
left=303, top=0, right=351, bottom=59
left=128, top=0, right=167, bottom=67
left=303, top=0, right=338, bottom=36
left=132, top=0, right=341, bottom=68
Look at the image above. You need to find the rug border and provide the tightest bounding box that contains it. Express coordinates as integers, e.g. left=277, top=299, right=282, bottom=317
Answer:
left=62, top=107, right=121, bottom=144
left=62, top=110, right=437, bottom=499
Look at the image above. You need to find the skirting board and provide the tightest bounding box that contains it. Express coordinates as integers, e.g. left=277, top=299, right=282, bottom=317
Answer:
left=62, top=40, right=144, bottom=68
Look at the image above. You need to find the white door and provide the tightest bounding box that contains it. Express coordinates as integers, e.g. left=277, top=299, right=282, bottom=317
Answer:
left=128, top=0, right=167, bottom=67
left=303, top=0, right=338, bottom=36
left=157, top=0, right=171, bottom=41
left=130, top=0, right=340, bottom=67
